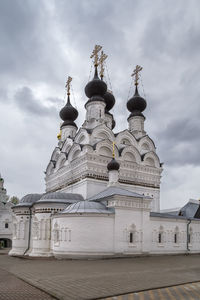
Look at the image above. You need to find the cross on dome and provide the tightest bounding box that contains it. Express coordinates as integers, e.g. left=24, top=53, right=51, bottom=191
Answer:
left=90, top=45, right=102, bottom=66
left=65, top=76, right=72, bottom=95
left=99, top=50, right=108, bottom=79
left=131, top=65, right=143, bottom=86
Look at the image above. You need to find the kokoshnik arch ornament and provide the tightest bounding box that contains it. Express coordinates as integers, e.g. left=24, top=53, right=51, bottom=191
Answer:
left=45, top=44, right=162, bottom=212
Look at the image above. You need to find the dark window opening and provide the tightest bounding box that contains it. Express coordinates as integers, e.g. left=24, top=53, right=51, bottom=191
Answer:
left=174, top=233, right=177, bottom=243
left=5, top=223, right=8, bottom=229
left=158, top=233, right=162, bottom=243
left=130, top=232, right=133, bottom=243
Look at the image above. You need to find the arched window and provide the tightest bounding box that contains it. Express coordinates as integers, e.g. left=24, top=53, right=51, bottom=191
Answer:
left=158, top=233, right=162, bottom=243
left=53, top=223, right=60, bottom=246
left=174, top=233, right=177, bottom=243
left=158, top=226, right=164, bottom=244
left=174, top=226, right=179, bottom=244
left=189, top=227, right=193, bottom=244
left=129, top=224, right=137, bottom=244
left=130, top=232, right=133, bottom=243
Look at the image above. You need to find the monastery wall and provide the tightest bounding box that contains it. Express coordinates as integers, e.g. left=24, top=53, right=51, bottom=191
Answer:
left=149, top=217, right=199, bottom=254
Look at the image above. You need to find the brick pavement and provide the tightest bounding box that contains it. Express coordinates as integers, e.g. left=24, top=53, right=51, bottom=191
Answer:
left=0, top=268, right=56, bottom=300
left=103, top=281, right=200, bottom=299
left=1, top=254, right=200, bottom=299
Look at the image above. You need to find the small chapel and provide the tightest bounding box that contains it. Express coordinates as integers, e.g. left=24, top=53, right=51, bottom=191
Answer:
left=9, top=45, right=200, bottom=258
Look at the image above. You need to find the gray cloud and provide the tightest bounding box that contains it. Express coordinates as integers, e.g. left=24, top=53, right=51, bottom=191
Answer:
left=0, top=0, right=200, bottom=208
left=156, top=117, right=200, bottom=166
left=14, top=86, right=59, bottom=117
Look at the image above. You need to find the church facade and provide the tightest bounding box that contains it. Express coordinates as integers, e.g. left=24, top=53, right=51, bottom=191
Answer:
left=9, top=46, right=200, bottom=258
left=0, top=174, right=13, bottom=248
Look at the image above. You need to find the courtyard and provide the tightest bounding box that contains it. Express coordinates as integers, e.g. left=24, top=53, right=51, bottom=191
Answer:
left=1, top=252, right=200, bottom=299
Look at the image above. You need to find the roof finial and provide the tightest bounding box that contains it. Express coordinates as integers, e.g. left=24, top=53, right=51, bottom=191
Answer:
left=57, top=123, right=62, bottom=140
left=99, top=50, right=108, bottom=79
left=131, top=65, right=143, bottom=86
left=65, top=76, right=72, bottom=96
left=90, top=45, right=102, bottom=67
left=112, top=141, right=115, bottom=158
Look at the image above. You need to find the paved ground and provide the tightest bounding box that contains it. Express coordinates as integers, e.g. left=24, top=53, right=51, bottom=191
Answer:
left=1, top=253, right=200, bottom=299
left=103, top=282, right=200, bottom=299
left=0, top=268, right=56, bottom=300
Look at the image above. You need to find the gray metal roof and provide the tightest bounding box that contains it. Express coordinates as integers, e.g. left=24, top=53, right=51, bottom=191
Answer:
left=150, top=211, right=200, bottom=221
left=16, top=194, right=43, bottom=207
left=150, top=212, right=186, bottom=220
left=88, top=186, right=145, bottom=202
left=179, top=201, right=199, bottom=218
left=61, top=200, right=113, bottom=214
left=37, top=192, right=84, bottom=204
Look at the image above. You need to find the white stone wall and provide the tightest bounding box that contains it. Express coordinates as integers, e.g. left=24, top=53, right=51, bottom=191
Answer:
left=29, top=202, right=68, bottom=257
left=149, top=217, right=200, bottom=254
left=0, top=203, right=13, bottom=244
left=52, top=214, right=114, bottom=258
left=84, top=101, right=106, bottom=129
left=61, top=125, right=77, bottom=140
left=128, top=116, right=146, bottom=139
left=108, top=195, right=152, bottom=255
left=9, top=207, right=30, bottom=256
left=61, top=178, right=108, bottom=199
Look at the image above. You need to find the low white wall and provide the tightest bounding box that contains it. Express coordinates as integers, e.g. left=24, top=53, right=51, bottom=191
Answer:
left=149, top=217, right=200, bottom=254
left=29, top=202, right=68, bottom=257
left=52, top=214, right=114, bottom=258
left=9, top=209, right=30, bottom=256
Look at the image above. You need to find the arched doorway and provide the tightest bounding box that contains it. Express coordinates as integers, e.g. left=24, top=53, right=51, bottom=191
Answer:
left=0, top=238, right=12, bottom=248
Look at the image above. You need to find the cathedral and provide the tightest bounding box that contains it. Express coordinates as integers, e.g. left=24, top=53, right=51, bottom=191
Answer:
left=9, top=46, right=200, bottom=258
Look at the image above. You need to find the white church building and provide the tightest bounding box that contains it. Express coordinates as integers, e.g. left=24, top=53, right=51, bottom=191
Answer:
left=9, top=46, right=200, bottom=258
left=0, top=174, right=13, bottom=248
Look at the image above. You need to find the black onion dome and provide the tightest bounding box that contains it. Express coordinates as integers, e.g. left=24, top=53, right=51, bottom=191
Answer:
left=107, top=158, right=120, bottom=171
left=127, top=85, right=147, bottom=118
left=104, top=90, right=115, bottom=112
left=85, top=66, right=107, bottom=98
left=59, top=95, right=78, bottom=128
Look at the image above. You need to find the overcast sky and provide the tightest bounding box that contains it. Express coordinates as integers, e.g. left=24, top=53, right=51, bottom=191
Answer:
left=0, top=0, right=200, bottom=209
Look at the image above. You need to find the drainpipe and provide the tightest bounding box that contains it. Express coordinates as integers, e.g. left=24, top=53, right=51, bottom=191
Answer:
left=186, top=219, right=191, bottom=253
left=24, top=206, right=32, bottom=255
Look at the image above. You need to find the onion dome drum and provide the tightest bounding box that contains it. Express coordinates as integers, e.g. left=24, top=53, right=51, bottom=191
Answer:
left=127, top=85, right=147, bottom=118
left=107, top=158, right=120, bottom=171
left=59, top=95, right=78, bottom=128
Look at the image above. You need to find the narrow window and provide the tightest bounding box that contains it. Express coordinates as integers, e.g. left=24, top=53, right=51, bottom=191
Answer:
left=158, top=233, right=162, bottom=243
left=174, top=233, right=177, bottom=244
left=188, top=234, right=191, bottom=244
left=5, top=223, right=8, bottom=229
left=130, top=232, right=133, bottom=243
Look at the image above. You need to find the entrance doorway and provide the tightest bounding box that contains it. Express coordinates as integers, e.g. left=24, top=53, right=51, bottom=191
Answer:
left=0, top=238, right=12, bottom=248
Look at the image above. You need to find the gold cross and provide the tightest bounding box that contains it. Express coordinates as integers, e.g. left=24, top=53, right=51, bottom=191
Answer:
left=112, top=141, right=115, bottom=158
left=131, top=65, right=143, bottom=86
left=90, top=45, right=102, bottom=66
left=99, top=50, right=108, bottom=78
left=65, top=76, right=72, bottom=95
